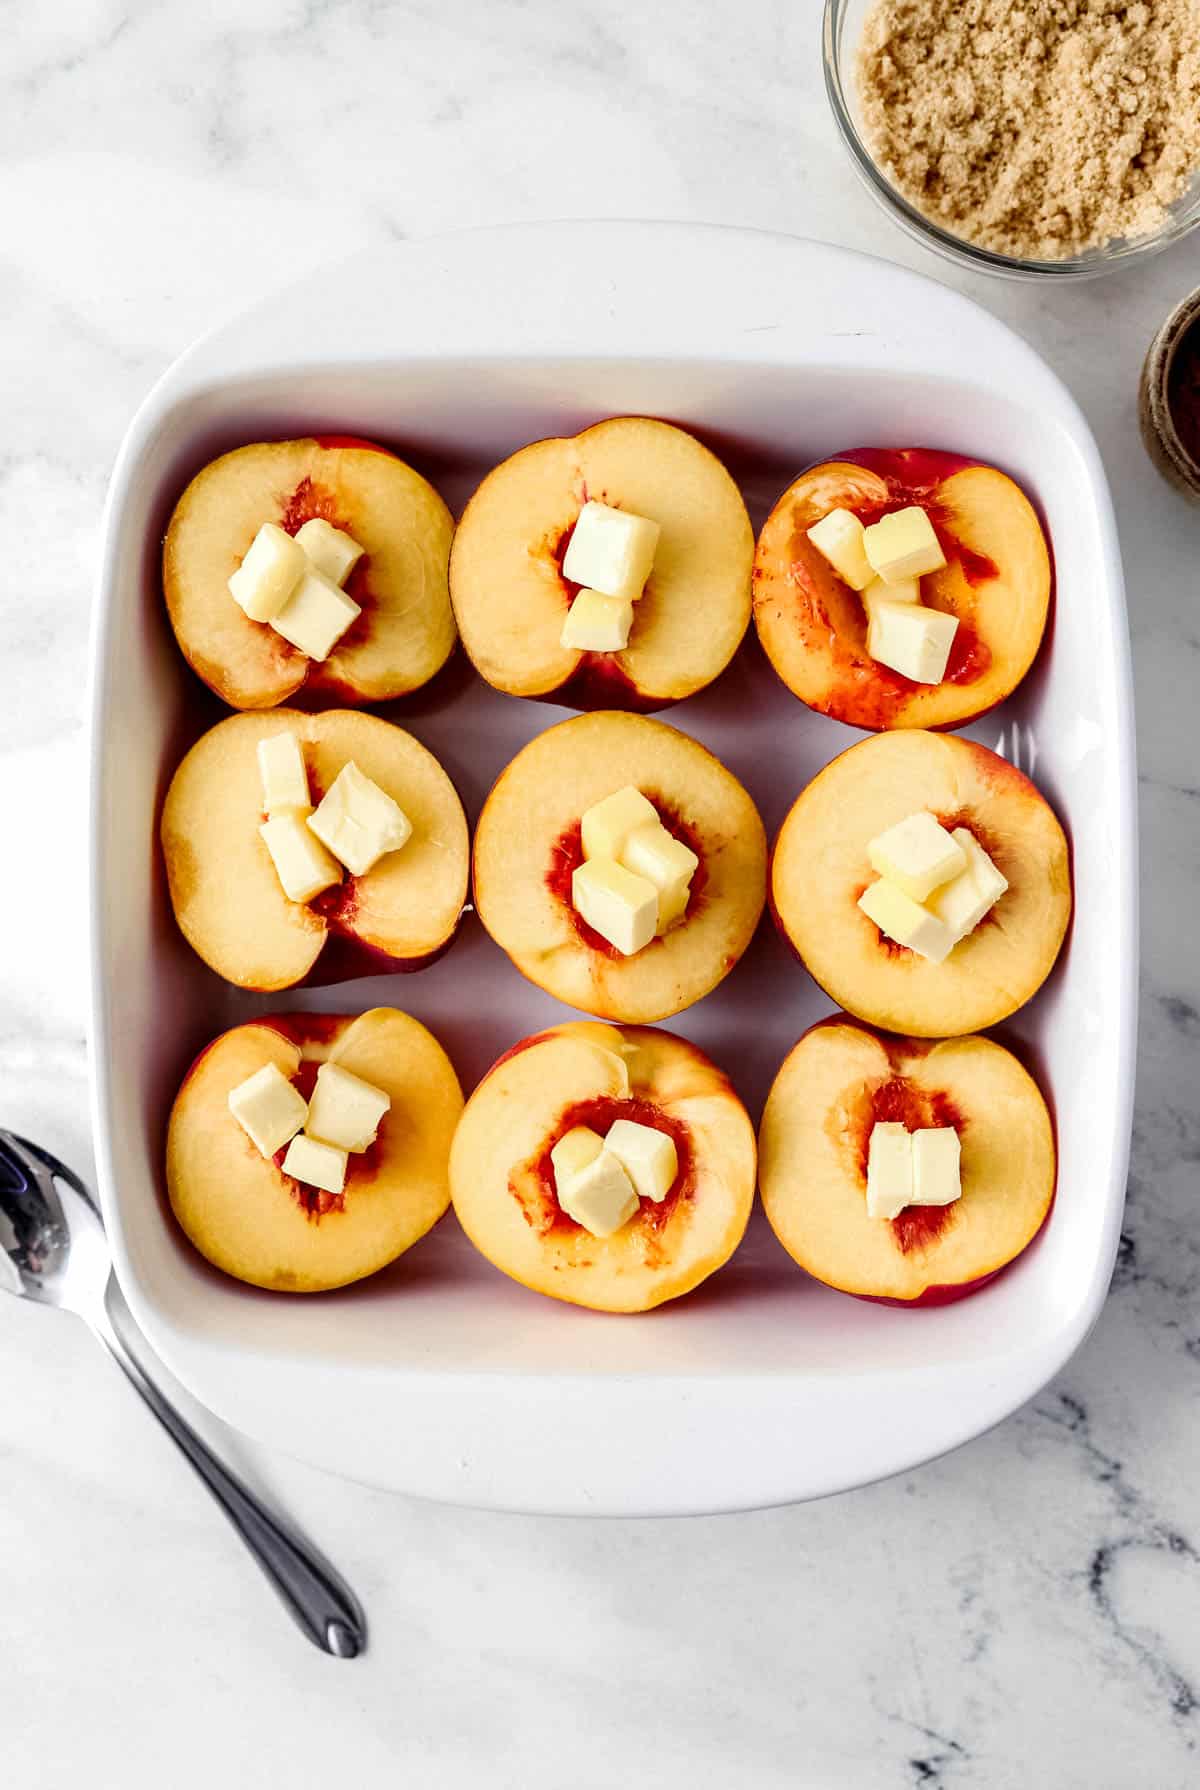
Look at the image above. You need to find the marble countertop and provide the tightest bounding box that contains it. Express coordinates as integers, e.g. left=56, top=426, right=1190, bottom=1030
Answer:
left=3, top=3, right=1199, bottom=1785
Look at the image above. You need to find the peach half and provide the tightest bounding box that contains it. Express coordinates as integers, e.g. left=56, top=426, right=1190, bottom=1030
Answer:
left=162, top=708, right=469, bottom=990
left=472, top=712, right=767, bottom=1023
left=167, top=1007, right=463, bottom=1292
left=448, top=416, right=753, bottom=709
left=449, top=1022, right=756, bottom=1312
left=163, top=437, right=456, bottom=709
left=753, top=448, right=1051, bottom=730
left=758, top=1017, right=1055, bottom=1304
left=771, top=730, right=1070, bottom=1037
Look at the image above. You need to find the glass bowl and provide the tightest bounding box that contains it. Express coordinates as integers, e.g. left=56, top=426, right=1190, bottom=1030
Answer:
left=1140, top=284, right=1200, bottom=500
left=823, top=0, right=1200, bottom=281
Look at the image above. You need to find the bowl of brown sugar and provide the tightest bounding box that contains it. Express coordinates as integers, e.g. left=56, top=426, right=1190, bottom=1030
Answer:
left=823, top=0, right=1200, bottom=277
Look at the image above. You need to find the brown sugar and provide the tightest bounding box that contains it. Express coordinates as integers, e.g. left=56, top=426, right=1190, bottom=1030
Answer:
left=856, top=0, right=1200, bottom=259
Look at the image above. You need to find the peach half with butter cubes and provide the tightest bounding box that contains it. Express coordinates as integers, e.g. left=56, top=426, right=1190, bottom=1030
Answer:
left=759, top=1018, right=1056, bottom=1305
left=449, top=1022, right=756, bottom=1312
left=163, top=437, right=456, bottom=710
left=449, top=417, right=753, bottom=710
left=770, top=730, right=1070, bottom=1036
left=167, top=1008, right=463, bottom=1292
left=472, top=712, right=766, bottom=1023
left=161, top=708, right=468, bottom=990
left=753, top=447, right=1051, bottom=730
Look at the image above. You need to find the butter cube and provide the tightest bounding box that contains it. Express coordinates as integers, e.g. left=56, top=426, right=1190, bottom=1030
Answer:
left=295, top=518, right=364, bottom=588
left=270, top=567, right=361, bottom=661
left=307, top=760, right=412, bottom=877
left=862, top=572, right=920, bottom=608
left=257, top=732, right=310, bottom=815
left=560, top=589, right=634, bottom=653
left=867, top=811, right=967, bottom=903
left=863, top=506, right=947, bottom=582
left=858, top=879, right=954, bottom=964
left=928, top=828, right=1009, bottom=942
left=580, top=785, right=658, bottom=862
left=305, top=1062, right=391, bottom=1154
left=860, top=584, right=892, bottom=632
left=621, top=821, right=698, bottom=935
left=281, top=1132, right=348, bottom=1196
left=227, top=1062, right=308, bottom=1159
left=550, top=1126, right=604, bottom=1192
left=259, top=811, right=342, bottom=904
left=806, top=507, right=873, bottom=591
left=604, top=1118, right=677, bottom=1203
left=562, top=501, right=659, bottom=601
left=867, top=599, right=958, bottom=685
left=912, top=1127, right=962, bottom=1206
left=866, top=1121, right=912, bottom=1220
left=571, top=858, right=658, bottom=956
left=228, top=523, right=306, bottom=623
left=655, top=880, right=692, bottom=934
left=557, top=1148, right=639, bottom=1237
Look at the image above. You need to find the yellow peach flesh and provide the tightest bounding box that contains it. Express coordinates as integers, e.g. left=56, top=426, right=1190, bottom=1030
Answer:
left=163, top=439, right=455, bottom=710
left=450, top=1022, right=756, bottom=1313
left=759, top=1020, right=1055, bottom=1302
left=771, top=730, right=1070, bottom=1037
left=449, top=417, right=753, bottom=708
left=166, top=1009, right=463, bottom=1292
left=473, top=712, right=766, bottom=1024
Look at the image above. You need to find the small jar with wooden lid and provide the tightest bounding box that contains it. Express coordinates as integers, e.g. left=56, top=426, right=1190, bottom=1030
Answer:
left=1141, top=286, right=1200, bottom=502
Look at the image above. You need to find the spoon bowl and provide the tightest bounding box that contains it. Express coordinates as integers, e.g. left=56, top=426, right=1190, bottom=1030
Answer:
left=0, top=1132, right=108, bottom=1317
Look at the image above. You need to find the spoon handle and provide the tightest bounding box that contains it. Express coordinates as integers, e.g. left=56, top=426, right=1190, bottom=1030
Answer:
left=91, top=1303, right=366, bottom=1658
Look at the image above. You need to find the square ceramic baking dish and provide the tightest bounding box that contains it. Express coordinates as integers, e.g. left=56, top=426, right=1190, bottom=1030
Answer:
left=89, top=223, right=1136, bottom=1515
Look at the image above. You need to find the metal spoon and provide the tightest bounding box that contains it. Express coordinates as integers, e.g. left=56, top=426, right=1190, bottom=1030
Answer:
left=0, top=1129, right=366, bottom=1658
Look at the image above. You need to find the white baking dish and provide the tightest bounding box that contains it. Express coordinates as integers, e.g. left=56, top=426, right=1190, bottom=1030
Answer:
left=88, top=223, right=1136, bottom=1515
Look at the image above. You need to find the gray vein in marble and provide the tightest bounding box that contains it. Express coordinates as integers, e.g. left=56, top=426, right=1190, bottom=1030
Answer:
left=1033, top=1386, right=1199, bottom=1736
left=11, top=10, right=132, bottom=100
left=904, top=1726, right=969, bottom=1787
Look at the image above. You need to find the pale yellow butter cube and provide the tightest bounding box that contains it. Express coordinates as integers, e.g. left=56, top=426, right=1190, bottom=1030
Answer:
left=571, top=858, right=658, bottom=956
left=858, top=878, right=954, bottom=964
left=562, top=501, right=659, bottom=601
left=912, top=1127, right=962, bottom=1206
left=867, top=811, right=967, bottom=903
left=259, top=811, right=342, bottom=904
left=305, top=1062, right=391, bottom=1153
left=867, top=599, right=958, bottom=685
left=295, top=518, right=364, bottom=588
left=866, top=1121, right=912, bottom=1220
left=927, top=828, right=1009, bottom=941
left=656, top=881, right=692, bottom=934
left=281, top=1132, right=348, bottom=1195
left=550, top=1126, right=604, bottom=1193
left=580, top=785, right=659, bottom=861
left=621, top=821, right=698, bottom=887
left=621, top=821, right=698, bottom=935
left=270, top=567, right=361, bottom=662
left=227, top=1062, right=307, bottom=1159
left=307, top=761, right=412, bottom=877
left=861, top=580, right=921, bottom=644
left=806, top=507, right=874, bottom=591
left=604, top=1118, right=677, bottom=1203
left=863, top=506, right=947, bottom=582
left=257, top=732, right=309, bottom=815
left=860, top=584, right=892, bottom=631
left=228, top=523, right=306, bottom=623
left=557, top=1148, right=639, bottom=1237
left=560, top=589, right=634, bottom=653
left=862, top=572, right=920, bottom=607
